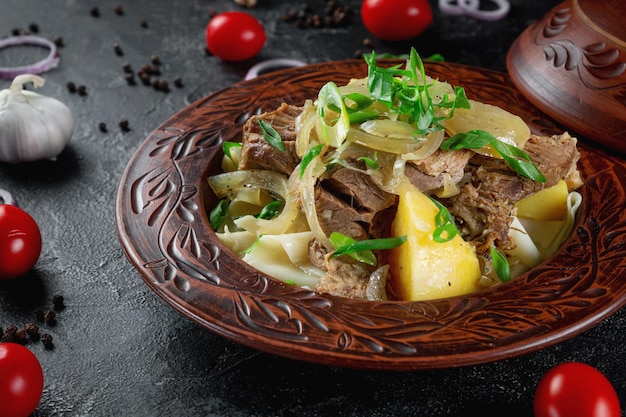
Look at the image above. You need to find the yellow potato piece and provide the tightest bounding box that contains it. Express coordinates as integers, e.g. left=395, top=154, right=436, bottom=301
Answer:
left=515, top=180, right=569, bottom=221
left=389, top=187, right=482, bottom=301
left=446, top=100, right=531, bottom=157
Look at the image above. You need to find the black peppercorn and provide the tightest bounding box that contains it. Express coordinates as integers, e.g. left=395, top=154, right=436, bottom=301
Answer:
left=77, top=85, right=87, bottom=96
left=114, top=43, right=124, bottom=56
left=173, top=78, right=183, bottom=88
left=41, top=333, right=53, bottom=349
left=150, top=54, right=161, bottom=65
left=24, top=322, right=39, bottom=338
left=34, top=308, right=45, bottom=322
left=28, top=23, right=39, bottom=33
left=119, top=119, right=130, bottom=132
left=52, top=294, right=65, bottom=310
left=54, top=36, right=65, bottom=47
left=5, top=324, right=17, bottom=336
left=125, top=73, right=136, bottom=86
left=114, top=4, right=124, bottom=15
left=140, top=19, right=149, bottom=28
left=90, top=7, right=100, bottom=17
left=44, top=310, right=56, bottom=324
left=138, top=71, right=151, bottom=86
left=15, top=329, right=27, bottom=343
left=98, top=122, right=108, bottom=133
left=66, top=81, right=76, bottom=93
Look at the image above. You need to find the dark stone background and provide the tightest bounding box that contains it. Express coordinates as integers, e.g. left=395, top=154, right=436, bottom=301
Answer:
left=1, top=1, right=624, bottom=416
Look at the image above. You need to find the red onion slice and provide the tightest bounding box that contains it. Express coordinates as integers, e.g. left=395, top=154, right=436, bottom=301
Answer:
left=0, top=188, right=18, bottom=206
left=439, top=0, right=509, bottom=20
left=244, top=58, right=307, bottom=80
left=438, top=0, right=480, bottom=16
left=0, top=35, right=60, bottom=79
left=458, top=0, right=510, bottom=20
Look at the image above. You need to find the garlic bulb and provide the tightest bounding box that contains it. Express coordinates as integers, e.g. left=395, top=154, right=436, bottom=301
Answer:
left=0, top=74, right=74, bottom=163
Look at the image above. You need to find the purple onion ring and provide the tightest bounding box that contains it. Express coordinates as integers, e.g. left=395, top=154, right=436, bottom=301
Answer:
left=244, top=58, right=307, bottom=80
left=438, top=0, right=480, bottom=15
left=439, top=0, right=510, bottom=20
left=0, top=35, right=60, bottom=79
left=0, top=189, right=18, bottom=206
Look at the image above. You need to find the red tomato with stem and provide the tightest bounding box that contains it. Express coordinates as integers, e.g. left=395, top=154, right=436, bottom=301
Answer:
left=205, top=11, right=266, bottom=61
left=361, top=0, right=433, bottom=41
left=0, top=343, right=44, bottom=417
left=534, top=362, right=621, bottom=417
left=0, top=204, right=42, bottom=279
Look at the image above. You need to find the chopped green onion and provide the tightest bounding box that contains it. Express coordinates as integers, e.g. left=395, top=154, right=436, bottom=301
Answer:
left=209, top=199, right=230, bottom=230
left=357, top=152, right=379, bottom=170
left=316, top=81, right=351, bottom=147
left=299, top=144, right=324, bottom=178
left=441, top=129, right=546, bottom=182
left=258, top=119, right=285, bottom=153
left=490, top=246, right=511, bottom=282
left=426, top=53, right=445, bottom=62
left=222, top=141, right=242, bottom=165
left=429, top=197, right=460, bottom=243
left=329, top=232, right=406, bottom=266
left=257, top=200, right=282, bottom=220
left=243, top=234, right=264, bottom=255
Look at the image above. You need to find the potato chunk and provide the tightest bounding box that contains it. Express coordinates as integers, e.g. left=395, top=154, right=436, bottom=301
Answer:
left=515, top=180, right=568, bottom=221
left=389, top=187, right=482, bottom=301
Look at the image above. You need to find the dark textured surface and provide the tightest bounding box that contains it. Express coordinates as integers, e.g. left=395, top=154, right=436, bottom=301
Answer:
left=0, top=0, right=624, bottom=416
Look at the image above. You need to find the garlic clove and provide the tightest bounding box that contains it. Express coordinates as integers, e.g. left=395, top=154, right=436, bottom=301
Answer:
left=0, top=74, right=74, bottom=163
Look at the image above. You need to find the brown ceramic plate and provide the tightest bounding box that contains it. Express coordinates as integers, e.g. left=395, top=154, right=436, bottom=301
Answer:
left=116, top=60, right=626, bottom=371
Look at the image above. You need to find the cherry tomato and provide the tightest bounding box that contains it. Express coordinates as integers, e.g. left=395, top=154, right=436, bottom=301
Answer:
left=0, top=343, right=44, bottom=417
left=534, top=362, right=621, bottom=417
left=361, top=0, right=433, bottom=41
left=205, top=11, right=266, bottom=61
left=0, top=204, right=42, bottom=279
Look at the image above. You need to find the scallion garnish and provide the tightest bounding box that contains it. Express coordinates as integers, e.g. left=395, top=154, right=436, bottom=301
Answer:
left=299, top=143, right=325, bottom=178
left=490, top=246, right=511, bottom=282
left=357, top=152, right=379, bottom=170
left=440, top=129, right=546, bottom=182
left=257, top=200, right=282, bottom=220
left=243, top=234, right=264, bottom=255
left=209, top=199, right=230, bottom=230
left=258, top=119, right=285, bottom=153
left=363, top=48, right=469, bottom=136
left=329, top=231, right=406, bottom=266
left=429, top=196, right=460, bottom=243
left=222, top=141, right=242, bottom=165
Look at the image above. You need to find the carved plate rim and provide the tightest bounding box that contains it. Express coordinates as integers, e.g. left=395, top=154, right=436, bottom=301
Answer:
left=115, top=60, right=626, bottom=370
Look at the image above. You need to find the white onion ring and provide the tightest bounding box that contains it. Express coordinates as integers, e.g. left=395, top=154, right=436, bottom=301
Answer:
left=0, top=35, right=60, bottom=79
left=439, top=0, right=510, bottom=20
left=0, top=188, right=18, bottom=206
left=244, top=58, right=306, bottom=80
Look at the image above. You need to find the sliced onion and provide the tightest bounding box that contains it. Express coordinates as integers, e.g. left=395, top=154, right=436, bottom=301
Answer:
left=458, top=0, right=510, bottom=20
left=244, top=58, right=306, bottom=80
left=439, top=0, right=479, bottom=15
left=298, top=156, right=331, bottom=250
left=401, top=130, right=446, bottom=161
left=0, top=35, right=60, bottom=79
left=438, top=0, right=510, bottom=21
left=208, top=169, right=299, bottom=235
left=0, top=188, right=17, bottom=206
left=347, top=128, right=423, bottom=154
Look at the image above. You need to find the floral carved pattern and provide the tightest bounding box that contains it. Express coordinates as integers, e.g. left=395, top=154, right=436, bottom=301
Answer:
left=535, top=4, right=626, bottom=88
left=116, top=61, right=626, bottom=370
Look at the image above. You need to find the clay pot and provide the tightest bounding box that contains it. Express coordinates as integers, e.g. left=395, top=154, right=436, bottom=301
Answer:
left=507, top=0, right=626, bottom=152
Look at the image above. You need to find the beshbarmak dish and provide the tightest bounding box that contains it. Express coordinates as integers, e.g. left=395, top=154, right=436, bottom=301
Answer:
left=208, top=49, right=582, bottom=302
